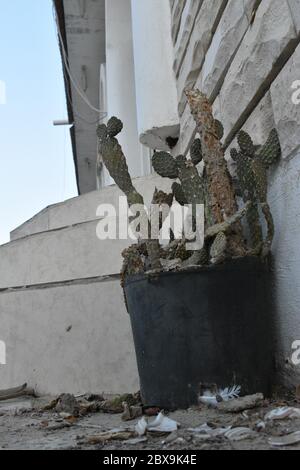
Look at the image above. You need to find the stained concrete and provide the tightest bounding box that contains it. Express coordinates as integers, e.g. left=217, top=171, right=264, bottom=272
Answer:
left=0, top=278, right=139, bottom=395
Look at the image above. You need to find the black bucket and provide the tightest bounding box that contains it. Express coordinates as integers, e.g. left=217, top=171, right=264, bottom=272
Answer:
left=124, top=256, right=275, bottom=409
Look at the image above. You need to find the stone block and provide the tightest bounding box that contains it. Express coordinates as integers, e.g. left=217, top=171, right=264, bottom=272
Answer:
left=175, top=0, right=225, bottom=115
left=202, top=0, right=257, bottom=101
left=218, top=0, right=296, bottom=143
left=271, top=43, right=300, bottom=158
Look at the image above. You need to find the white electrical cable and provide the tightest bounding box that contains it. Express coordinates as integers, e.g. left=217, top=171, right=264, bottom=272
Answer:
left=52, top=4, right=106, bottom=117
left=61, top=63, right=105, bottom=125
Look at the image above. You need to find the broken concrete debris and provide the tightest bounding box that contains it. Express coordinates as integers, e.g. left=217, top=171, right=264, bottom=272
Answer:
left=122, top=402, right=143, bottom=421
left=42, top=392, right=141, bottom=419
left=55, top=394, right=80, bottom=417
left=85, top=412, right=179, bottom=444
left=135, top=412, right=178, bottom=436
left=217, top=393, right=264, bottom=413
left=0, top=383, right=35, bottom=402
left=269, top=431, right=300, bottom=447
left=146, top=413, right=179, bottom=433
left=198, top=385, right=241, bottom=407
left=224, top=427, right=257, bottom=442
left=99, top=393, right=141, bottom=414
left=1, top=386, right=300, bottom=449
left=265, top=406, right=300, bottom=421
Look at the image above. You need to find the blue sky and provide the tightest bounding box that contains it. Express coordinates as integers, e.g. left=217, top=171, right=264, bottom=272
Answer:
left=0, top=0, right=77, bottom=244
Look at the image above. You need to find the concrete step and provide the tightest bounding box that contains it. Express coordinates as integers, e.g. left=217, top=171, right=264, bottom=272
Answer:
left=0, top=218, right=130, bottom=289
left=11, top=174, right=173, bottom=241
left=0, top=276, right=139, bottom=395
left=0, top=174, right=174, bottom=394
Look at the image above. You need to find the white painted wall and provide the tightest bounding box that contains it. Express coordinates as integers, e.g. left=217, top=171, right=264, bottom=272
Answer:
left=0, top=278, right=139, bottom=395
left=131, top=0, right=180, bottom=150
left=1, top=175, right=174, bottom=395
left=105, top=0, right=142, bottom=179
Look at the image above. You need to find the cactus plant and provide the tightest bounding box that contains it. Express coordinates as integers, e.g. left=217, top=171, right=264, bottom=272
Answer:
left=98, top=89, right=281, bottom=281
left=231, top=128, right=281, bottom=253
left=258, top=128, right=281, bottom=168
left=230, top=146, right=263, bottom=250
left=97, top=121, right=161, bottom=271
left=172, top=182, right=188, bottom=206
left=152, top=151, right=179, bottom=179
left=190, top=138, right=203, bottom=166
left=107, top=116, right=123, bottom=138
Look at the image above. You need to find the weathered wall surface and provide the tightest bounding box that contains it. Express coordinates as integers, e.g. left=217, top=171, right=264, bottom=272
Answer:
left=0, top=278, right=139, bottom=396
left=170, top=0, right=300, bottom=388
left=0, top=175, right=172, bottom=395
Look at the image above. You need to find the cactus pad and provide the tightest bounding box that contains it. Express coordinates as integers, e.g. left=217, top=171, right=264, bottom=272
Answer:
left=258, top=128, right=281, bottom=168
left=97, top=124, right=108, bottom=142
left=190, top=138, right=203, bottom=166
left=101, top=138, right=134, bottom=195
left=107, top=116, right=123, bottom=138
left=210, top=232, right=227, bottom=263
left=172, top=182, right=188, bottom=206
left=237, top=130, right=255, bottom=158
left=214, top=119, right=224, bottom=141
left=152, top=151, right=179, bottom=179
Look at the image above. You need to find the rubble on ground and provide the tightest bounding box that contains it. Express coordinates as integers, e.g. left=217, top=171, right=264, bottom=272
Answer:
left=0, top=386, right=300, bottom=450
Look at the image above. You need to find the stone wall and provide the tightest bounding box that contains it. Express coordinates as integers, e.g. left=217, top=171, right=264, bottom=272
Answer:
left=170, top=0, right=300, bottom=388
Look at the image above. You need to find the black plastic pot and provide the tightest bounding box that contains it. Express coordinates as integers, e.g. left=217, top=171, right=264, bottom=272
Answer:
left=124, top=256, right=275, bottom=409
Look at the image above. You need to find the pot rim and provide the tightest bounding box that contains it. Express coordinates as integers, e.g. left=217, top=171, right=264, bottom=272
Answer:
left=124, top=254, right=271, bottom=287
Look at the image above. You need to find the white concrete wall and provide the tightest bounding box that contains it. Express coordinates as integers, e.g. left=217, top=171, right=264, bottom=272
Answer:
left=0, top=174, right=173, bottom=395
left=10, top=174, right=173, bottom=240
left=105, top=0, right=141, bottom=179
left=0, top=278, right=139, bottom=395
left=131, top=0, right=180, bottom=150
left=171, top=0, right=300, bottom=388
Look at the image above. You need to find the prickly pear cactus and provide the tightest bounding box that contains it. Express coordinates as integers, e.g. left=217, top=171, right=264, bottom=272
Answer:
left=175, top=241, right=191, bottom=261
left=258, top=128, right=281, bottom=168
left=152, top=150, right=205, bottom=207
left=172, top=182, right=188, bottom=206
left=214, top=119, right=224, bottom=141
left=232, top=128, right=281, bottom=254
left=101, top=137, right=144, bottom=207
left=107, top=116, right=123, bottom=138
left=98, top=102, right=281, bottom=284
left=237, top=130, right=255, bottom=158
left=151, top=188, right=174, bottom=234
left=152, top=151, right=179, bottom=179
left=97, top=120, right=162, bottom=270
left=231, top=146, right=263, bottom=249
left=121, top=245, right=145, bottom=277
left=97, top=124, right=108, bottom=142
left=210, top=232, right=227, bottom=264
left=151, top=188, right=174, bottom=208
left=175, top=156, right=205, bottom=206
left=190, top=139, right=203, bottom=166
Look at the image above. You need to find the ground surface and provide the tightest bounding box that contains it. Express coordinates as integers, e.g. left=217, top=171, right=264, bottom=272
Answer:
left=0, top=394, right=300, bottom=450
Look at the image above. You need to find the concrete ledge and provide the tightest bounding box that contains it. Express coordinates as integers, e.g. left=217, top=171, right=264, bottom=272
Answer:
left=1, top=219, right=131, bottom=289
left=10, top=174, right=173, bottom=241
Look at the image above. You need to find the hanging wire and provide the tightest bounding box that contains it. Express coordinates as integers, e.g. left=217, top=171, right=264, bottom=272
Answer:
left=62, top=65, right=106, bottom=125
left=52, top=3, right=107, bottom=125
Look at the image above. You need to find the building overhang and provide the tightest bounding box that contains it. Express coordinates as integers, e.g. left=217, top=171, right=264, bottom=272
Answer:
left=53, top=0, right=106, bottom=195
